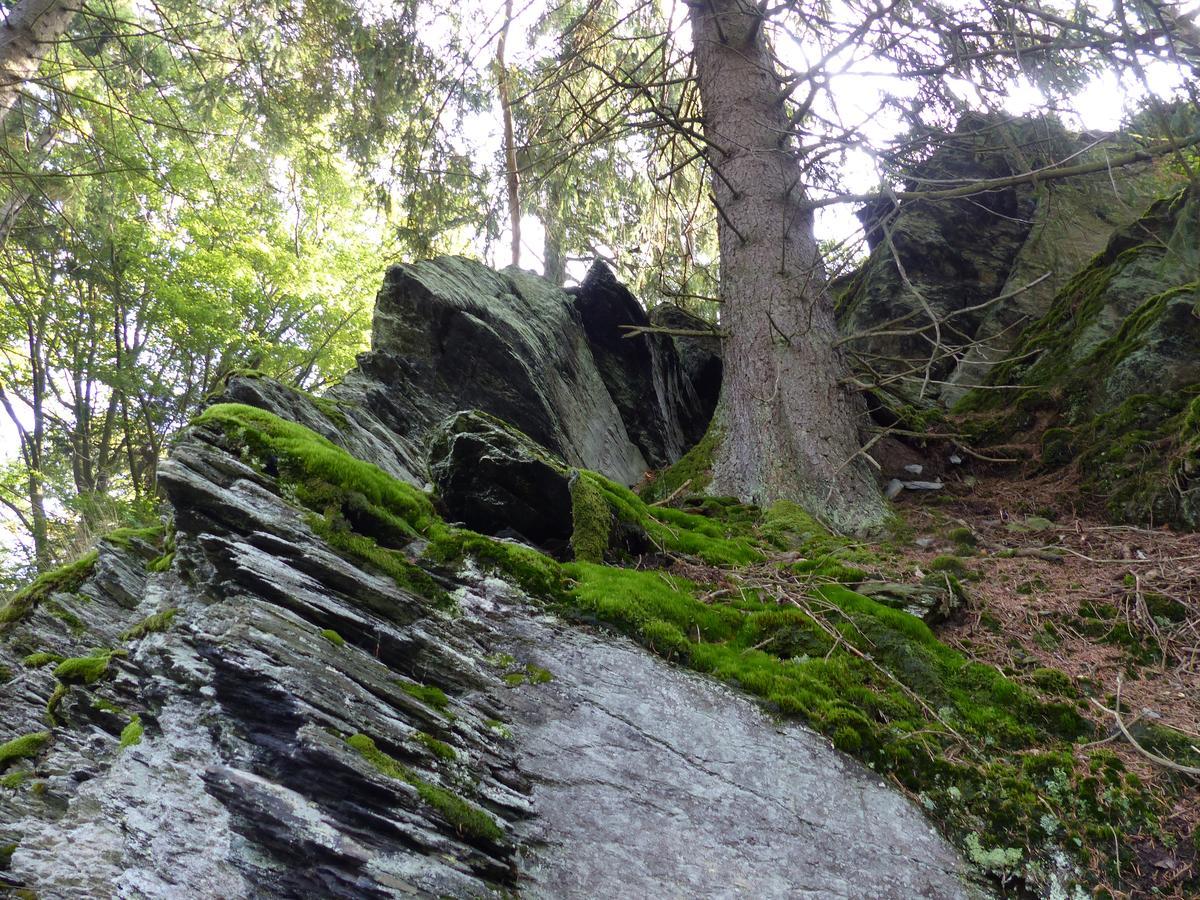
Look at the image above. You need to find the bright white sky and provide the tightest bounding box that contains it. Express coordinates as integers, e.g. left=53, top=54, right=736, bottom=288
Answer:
left=2, top=0, right=1199, bottom=541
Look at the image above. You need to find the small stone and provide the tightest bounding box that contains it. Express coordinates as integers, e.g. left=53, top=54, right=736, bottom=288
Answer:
left=904, top=464, right=923, bottom=475
left=885, top=478, right=904, bottom=499
left=948, top=454, right=962, bottom=465
left=902, top=480, right=943, bottom=491
left=914, top=537, right=935, bottom=549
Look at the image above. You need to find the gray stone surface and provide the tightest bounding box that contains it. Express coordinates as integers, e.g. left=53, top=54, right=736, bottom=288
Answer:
left=463, top=580, right=973, bottom=899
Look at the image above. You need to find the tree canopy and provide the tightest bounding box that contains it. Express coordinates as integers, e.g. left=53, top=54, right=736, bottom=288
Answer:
left=0, top=0, right=1196, bottom=573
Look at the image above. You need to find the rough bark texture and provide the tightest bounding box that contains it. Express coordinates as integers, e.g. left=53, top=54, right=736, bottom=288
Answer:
left=688, top=0, right=889, bottom=534
left=0, top=0, right=77, bottom=124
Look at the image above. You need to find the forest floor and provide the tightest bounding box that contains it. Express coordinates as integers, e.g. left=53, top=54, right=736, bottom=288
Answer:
left=893, top=467, right=1200, bottom=895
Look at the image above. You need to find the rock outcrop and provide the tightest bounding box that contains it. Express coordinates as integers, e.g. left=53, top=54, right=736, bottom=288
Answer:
left=837, top=114, right=1181, bottom=407
left=0, top=259, right=977, bottom=898
left=962, top=185, right=1200, bottom=526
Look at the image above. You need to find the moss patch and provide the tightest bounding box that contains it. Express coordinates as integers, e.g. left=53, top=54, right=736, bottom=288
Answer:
left=642, top=421, right=720, bottom=503
left=345, top=733, right=501, bottom=842
left=22, top=652, right=62, bottom=669
left=121, top=608, right=177, bottom=641
left=569, top=471, right=611, bottom=563
left=412, top=731, right=456, bottom=761
left=319, top=628, right=345, bottom=648
left=0, top=732, right=50, bottom=770
left=119, top=715, right=144, bottom=749
left=53, top=649, right=125, bottom=685
left=396, top=681, right=450, bottom=712
left=0, top=551, right=98, bottom=630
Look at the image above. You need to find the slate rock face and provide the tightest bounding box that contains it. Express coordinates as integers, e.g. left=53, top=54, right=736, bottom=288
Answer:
left=429, top=410, right=574, bottom=551
left=0, top=383, right=975, bottom=898
left=359, top=256, right=649, bottom=485
left=648, top=301, right=723, bottom=430
left=0, top=256, right=978, bottom=898
left=963, top=185, right=1200, bottom=527
left=570, top=260, right=708, bottom=467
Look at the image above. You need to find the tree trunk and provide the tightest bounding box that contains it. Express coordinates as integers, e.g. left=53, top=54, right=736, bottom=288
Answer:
left=0, top=0, right=77, bottom=125
left=687, top=0, right=888, bottom=535
left=496, top=0, right=521, bottom=268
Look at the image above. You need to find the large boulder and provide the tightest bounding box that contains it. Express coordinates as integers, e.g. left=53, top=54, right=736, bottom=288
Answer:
left=352, top=256, right=649, bottom=485
left=647, top=302, right=723, bottom=430
left=429, top=410, right=574, bottom=551
left=838, top=114, right=1180, bottom=407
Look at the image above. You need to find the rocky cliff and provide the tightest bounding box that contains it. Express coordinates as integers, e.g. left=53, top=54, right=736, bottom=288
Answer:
left=0, top=258, right=981, bottom=898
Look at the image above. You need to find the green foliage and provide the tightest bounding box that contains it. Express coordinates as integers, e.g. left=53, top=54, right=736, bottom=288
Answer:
left=320, top=629, right=346, bottom=648
left=0, top=732, right=50, bottom=770
left=344, top=733, right=501, bottom=842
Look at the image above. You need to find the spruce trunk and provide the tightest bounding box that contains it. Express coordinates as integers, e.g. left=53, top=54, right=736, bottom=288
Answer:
left=688, top=0, right=888, bottom=534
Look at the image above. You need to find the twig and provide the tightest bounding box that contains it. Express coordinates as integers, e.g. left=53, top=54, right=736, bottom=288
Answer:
left=1089, top=679, right=1200, bottom=777
left=651, top=478, right=693, bottom=507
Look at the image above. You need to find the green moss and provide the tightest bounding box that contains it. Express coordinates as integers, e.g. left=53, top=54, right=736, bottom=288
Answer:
left=22, top=652, right=62, bottom=669
left=1030, top=668, right=1077, bottom=697
left=424, top=528, right=566, bottom=599
left=0, top=551, right=98, bottom=630
left=147, top=552, right=174, bottom=573
left=103, top=525, right=167, bottom=552
left=0, top=732, right=50, bottom=770
left=344, top=733, right=501, bottom=842
left=501, top=663, right=554, bottom=687
left=53, top=649, right=124, bottom=685
left=319, top=628, right=345, bottom=648
left=43, top=599, right=86, bottom=633
left=0, top=771, right=30, bottom=789
left=45, top=682, right=67, bottom=724
left=946, top=527, right=976, bottom=547
left=579, top=470, right=760, bottom=566
left=397, top=681, right=450, bottom=712
left=569, top=470, right=611, bottom=563
left=119, top=715, right=144, bottom=749
left=91, top=697, right=125, bottom=716
left=412, top=731, right=456, bottom=761
left=928, top=555, right=967, bottom=576
left=121, top=608, right=177, bottom=640
left=198, top=404, right=441, bottom=534
left=642, top=421, right=720, bottom=503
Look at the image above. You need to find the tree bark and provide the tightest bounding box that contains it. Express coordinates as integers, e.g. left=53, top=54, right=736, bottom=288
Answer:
left=0, top=0, right=77, bottom=126
left=496, top=0, right=521, bottom=268
left=688, top=0, right=889, bottom=534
